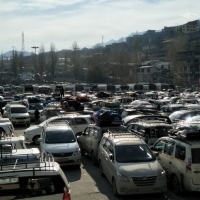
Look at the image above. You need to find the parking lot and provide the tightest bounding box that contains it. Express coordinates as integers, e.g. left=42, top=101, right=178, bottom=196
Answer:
left=14, top=124, right=199, bottom=200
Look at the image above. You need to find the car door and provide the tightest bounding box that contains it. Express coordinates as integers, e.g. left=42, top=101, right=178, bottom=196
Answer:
left=161, top=140, right=175, bottom=178
left=80, top=127, right=90, bottom=152
left=101, top=140, right=111, bottom=179
left=74, top=117, right=89, bottom=134
left=104, top=143, right=116, bottom=183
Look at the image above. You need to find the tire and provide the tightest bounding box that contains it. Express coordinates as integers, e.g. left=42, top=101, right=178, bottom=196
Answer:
left=33, top=135, right=40, bottom=145
left=100, top=161, right=104, bottom=177
left=171, top=175, right=181, bottom=195
left=112, top=178, right=119, bottom=197
left=91, top=151, right=98, bottom=166
left=80, top=146, right=85, bottom=156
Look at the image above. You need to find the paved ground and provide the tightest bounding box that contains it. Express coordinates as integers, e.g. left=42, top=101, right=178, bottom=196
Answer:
left=14, top=124, right=199, bottom=200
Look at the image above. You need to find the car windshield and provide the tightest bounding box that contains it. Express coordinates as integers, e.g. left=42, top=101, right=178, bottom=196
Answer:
left=45, top=130, right=76, bottom=144
left=191, top=148, right=200, bottom=163
left=29, top=104, right=43, bottom=110
left=115, top=144, right=155, bottom=163
left=11, top=107, right=27, bottom=113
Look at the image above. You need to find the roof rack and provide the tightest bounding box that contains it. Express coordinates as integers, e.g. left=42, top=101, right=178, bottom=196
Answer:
left=0, top=152, right=55, bottom=175
left=107, top=130, right=143, bottom=140
left=45, top=121, right=69, bottom=127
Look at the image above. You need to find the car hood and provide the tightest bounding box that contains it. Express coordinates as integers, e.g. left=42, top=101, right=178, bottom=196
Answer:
left=11, top=113, right=29, bottom=118
left=117, top=160, right=162, bottom=177
left=24, top=125, right=42, bottom=133
left=44, top=142, right=79, bottom=153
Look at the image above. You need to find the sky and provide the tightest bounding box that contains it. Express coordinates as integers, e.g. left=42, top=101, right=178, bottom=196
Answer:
left=0, top=0, right=200, bottom=54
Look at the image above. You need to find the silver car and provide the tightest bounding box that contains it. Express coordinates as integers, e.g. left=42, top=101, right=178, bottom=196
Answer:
left=98, top=132, right=167, bottom=196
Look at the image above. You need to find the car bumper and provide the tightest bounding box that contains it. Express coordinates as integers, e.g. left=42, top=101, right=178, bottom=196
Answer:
left=53, top=154, right=81, bottom=166
left=184, top=177, right=200, bottom=192
left=116, top=179, right=167, bottom=195
left=12, top=119, right=30, bottom=125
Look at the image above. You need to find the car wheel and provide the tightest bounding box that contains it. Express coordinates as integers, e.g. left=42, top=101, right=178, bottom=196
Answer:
left=33, top=135, right=40, bottom=145
left=100, top=161, right=104, bottom=177
left=112, top=178, right=119, bottom=197
left=91, top=151, right=98, bottom=166
left=171, top=175, right=181, bottom=195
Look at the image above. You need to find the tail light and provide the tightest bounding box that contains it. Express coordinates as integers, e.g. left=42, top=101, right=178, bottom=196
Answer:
left=63, top=191, right=70, bottom=200
left=186, top=163, right=192, bottom=172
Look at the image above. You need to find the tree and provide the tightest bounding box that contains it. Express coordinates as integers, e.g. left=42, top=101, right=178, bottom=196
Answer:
left=71, top=42, right=81, bottom=82
left=165, top=35, right=189, bottom=86
left=49, top=43, right=57, bottom=75
left=38, top=44, right=46, bottom=75
left=11, top=50, right=19, bottom=76
left=18, top=52, right=24, bottom=73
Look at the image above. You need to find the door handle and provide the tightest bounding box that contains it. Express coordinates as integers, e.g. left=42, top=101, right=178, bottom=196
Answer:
left=169, top=161, right=172, bottom=164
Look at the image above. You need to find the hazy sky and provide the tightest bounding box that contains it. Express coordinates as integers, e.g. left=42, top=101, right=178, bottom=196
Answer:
left=0, top=0, right=199, bottom=53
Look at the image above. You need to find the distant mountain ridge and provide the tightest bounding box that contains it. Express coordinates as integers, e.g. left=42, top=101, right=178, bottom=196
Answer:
left=2, top=51, right=32, bottom=58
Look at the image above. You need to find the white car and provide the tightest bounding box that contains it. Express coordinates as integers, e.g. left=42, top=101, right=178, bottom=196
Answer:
left=39, top=122, right=81, bottom=167
left=151, top=128, right=200, bottom=194
left=3, top=104, right=30, bottom=127
left=24, top=115, right=92, bottom=144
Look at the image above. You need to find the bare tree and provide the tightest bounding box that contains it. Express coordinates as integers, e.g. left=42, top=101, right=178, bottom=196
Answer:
left=11, top=50, right=19, bottom=76
left=165, top=35, right=189, bottom=86
left=38, top=44, right=46, bottom=75
left=18, top=52, right=24, bottom=73
left=49, top=43, right=57, bottom=75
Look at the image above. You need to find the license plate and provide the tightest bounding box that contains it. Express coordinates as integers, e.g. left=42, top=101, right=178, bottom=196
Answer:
left=56, top=158, right=68, bottom=162
left=18, top=120, right=24, bottom=123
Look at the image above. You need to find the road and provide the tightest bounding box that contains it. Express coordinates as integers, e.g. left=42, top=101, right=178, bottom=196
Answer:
left=14, top=124, right=199, bottom=200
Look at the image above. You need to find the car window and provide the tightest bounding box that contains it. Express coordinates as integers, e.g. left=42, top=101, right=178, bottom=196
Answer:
left=164, top=141, right=175, bottom=156
left=154, top=140, right=165, bottom=151
left=75, top=118, right=87, bottom=125
left=191, top=148, right=200, bottom=164
left=11, top=107, right=27, bottom=113
left=175, top=144, right=186, bottom=160
left=103, top=140, right=111, bottom=153
left=115, top=144, right=155, bottom=163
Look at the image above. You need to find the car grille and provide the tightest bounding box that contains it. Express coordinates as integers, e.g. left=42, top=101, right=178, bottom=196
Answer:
left=52, top=152, right=73, bottom=157
left=15, top=117, right=27, bottom=120
left=132, top=176, right=157, bottom=186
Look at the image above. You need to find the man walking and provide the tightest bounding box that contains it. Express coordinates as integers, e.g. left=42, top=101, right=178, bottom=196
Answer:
left=34, top=108, right=40, bottom=125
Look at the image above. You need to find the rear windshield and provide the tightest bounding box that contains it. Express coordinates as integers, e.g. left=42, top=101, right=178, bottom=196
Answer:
left=11, top=107, right=27, bottom=113
left=29, top=104, right=43, bottom=110
left=115, top=144, right=155, bottom=163
left=192, top=148, right=200, bottom=163
left=45, top=130, right=76, bottom=144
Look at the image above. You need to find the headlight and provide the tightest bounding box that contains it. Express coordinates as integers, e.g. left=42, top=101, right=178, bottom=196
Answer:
left=73, top=148, right=81, bottom=156
left=117, top=172, right=132, bottom=182
left=24, top=131, right=32, bottom=135
left=159, top=170, right=166, bottom=180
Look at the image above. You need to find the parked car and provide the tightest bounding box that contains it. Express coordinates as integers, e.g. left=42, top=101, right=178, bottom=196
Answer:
left=28, top=103, right=44, bottom=120
left=39, top=121, right=81, bottom=167
left=98, top=132, right=167, bottom=196
left=151, top=127, right=200, bottom=194
left=127, top=120, right=173, bottom=145
left=24, top=114, right=92, bottom=144
left=79, top=124, right=127, bottom=165
left=3, top=104, right=30, bottom=127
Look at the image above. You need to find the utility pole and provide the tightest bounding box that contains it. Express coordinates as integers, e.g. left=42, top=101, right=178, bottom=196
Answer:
left=31, top=46, right=39, bottom=83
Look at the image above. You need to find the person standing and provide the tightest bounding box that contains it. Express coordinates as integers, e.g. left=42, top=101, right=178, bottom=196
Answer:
left=60, top=87, right=64, bottom=98
left=34, top=108, right=40, bottom=125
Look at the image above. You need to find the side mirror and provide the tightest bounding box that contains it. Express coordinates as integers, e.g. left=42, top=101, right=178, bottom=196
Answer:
left=154, top=152, right=159, bottom=157
left=109, top=154, right=114, bottom=161
left=38, top=138, right=42, bottom=143
left=150, top=146, right=154, bottom=150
